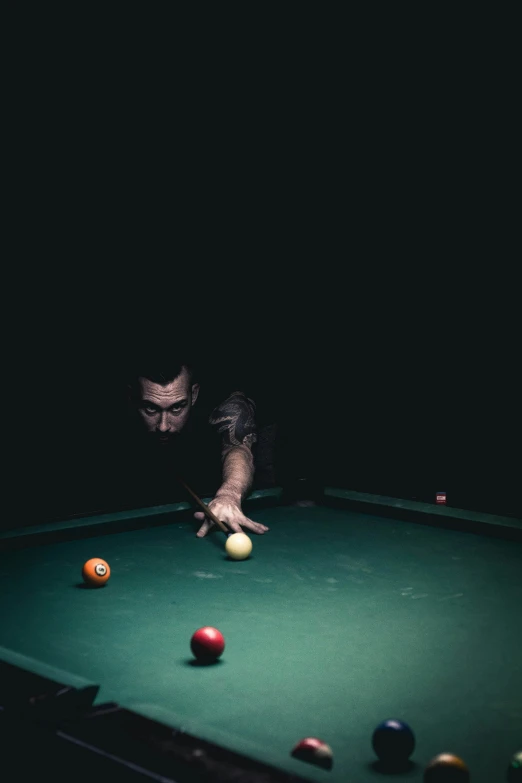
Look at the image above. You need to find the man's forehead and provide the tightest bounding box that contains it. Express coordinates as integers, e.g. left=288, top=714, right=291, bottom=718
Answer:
left=138, top=373, right=191, bottom=402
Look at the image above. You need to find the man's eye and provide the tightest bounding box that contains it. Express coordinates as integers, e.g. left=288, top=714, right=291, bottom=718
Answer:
left=143, top=406, right=157, bottom=415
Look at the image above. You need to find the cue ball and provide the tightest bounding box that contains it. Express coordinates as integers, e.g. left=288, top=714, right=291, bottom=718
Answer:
left=424, top=753, right=470, bottom=782
left=372, top=719, right=415, bottom=765
left=190, top=627, right=225, bottom=661
left=225, top=533, right=253, bottom=560
left=82, top=558, right=110, bottom=587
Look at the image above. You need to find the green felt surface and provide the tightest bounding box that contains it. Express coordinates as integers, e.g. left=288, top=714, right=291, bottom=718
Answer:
left=1, top=502, right=521, bottom=782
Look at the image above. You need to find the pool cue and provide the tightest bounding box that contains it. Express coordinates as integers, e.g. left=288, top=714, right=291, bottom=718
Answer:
left=177, top=478, right=231, bottom=535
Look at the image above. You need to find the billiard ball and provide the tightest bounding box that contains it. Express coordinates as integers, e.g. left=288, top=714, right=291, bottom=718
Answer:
left=225, top=532, right=252, bottom=561
left=291, top=737, right=333, bottom=770
left=424, top=753, right=470, bottom=782
left=372, top=719, right=415, bottom=766
left=190, top=627, right=225, bottom=661
left=507, top=750, right=522, bottom=782
left=82, top=558, right=110, bottom=587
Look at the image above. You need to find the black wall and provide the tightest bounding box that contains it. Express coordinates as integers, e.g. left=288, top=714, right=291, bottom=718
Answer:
left=15, top=297, right=518, bottom=532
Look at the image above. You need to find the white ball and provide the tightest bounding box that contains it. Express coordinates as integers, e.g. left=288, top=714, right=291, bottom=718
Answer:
left=225, top=533, right=253, bottom=560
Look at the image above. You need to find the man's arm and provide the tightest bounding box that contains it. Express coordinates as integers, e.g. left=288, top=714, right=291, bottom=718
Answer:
left=209, top=391, right=257, bottom=501
left=194, top=392, right=269, bottom=537
left=216, top=443, right=254, bottom=503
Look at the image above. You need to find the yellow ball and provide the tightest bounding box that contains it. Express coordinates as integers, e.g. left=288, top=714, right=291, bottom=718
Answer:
left=424, top=753, right=469, bottom=782
left=225, top=533, right=253, bottom=560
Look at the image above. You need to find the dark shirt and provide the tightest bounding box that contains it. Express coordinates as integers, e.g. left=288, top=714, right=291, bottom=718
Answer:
left=117, top=388, right=276, bottom=508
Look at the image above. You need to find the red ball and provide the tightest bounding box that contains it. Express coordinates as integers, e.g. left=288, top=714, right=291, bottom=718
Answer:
left=190, top=627, right=225, bottom=661
left=291, top=737, right=333, bottom=770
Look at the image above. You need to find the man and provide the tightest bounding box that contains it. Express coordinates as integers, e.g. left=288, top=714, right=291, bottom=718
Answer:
left=127, top=349, right=270, bottom=539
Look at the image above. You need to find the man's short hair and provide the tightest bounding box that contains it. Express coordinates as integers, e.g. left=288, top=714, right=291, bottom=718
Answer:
left=128, top=339, right=199, bottom=390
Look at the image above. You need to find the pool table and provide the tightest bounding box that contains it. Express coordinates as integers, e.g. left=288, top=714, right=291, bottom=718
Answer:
left=1, top=488, right=521, bottom=782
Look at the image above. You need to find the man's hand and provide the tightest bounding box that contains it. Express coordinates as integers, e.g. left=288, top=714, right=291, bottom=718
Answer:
left=195, top=493, right=269, bottom=538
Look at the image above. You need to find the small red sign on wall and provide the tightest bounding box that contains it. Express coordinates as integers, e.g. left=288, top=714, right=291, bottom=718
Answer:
left=436, top=492, right=447, bottom=505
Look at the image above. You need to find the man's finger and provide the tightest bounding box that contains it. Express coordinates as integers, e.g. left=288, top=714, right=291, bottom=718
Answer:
left=241, top=518, right=269, bottom=534
left=196, top=518, right=214, bottom=537
left=194, top=511, right=206, bottom=521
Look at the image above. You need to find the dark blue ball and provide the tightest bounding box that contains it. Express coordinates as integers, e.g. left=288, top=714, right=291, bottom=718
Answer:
left=372, top=719, right=415, bottom=765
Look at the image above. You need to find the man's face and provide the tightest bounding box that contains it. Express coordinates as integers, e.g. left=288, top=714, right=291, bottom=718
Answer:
left=135, top=368, right=199, bottom=445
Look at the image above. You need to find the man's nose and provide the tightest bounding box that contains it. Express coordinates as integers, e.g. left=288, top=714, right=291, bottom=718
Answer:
left=158, top=413, right=170, bottom=432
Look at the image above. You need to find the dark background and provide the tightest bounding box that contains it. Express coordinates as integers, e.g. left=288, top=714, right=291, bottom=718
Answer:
left=6, top=11, right=519, bottom=531
left=17, top=291, right=518, bottom=533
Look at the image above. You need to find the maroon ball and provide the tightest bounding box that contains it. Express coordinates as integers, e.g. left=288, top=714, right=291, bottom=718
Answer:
left=190, top=627, right=225, bottom=661
left=291, top=737, right=333, bottom=770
